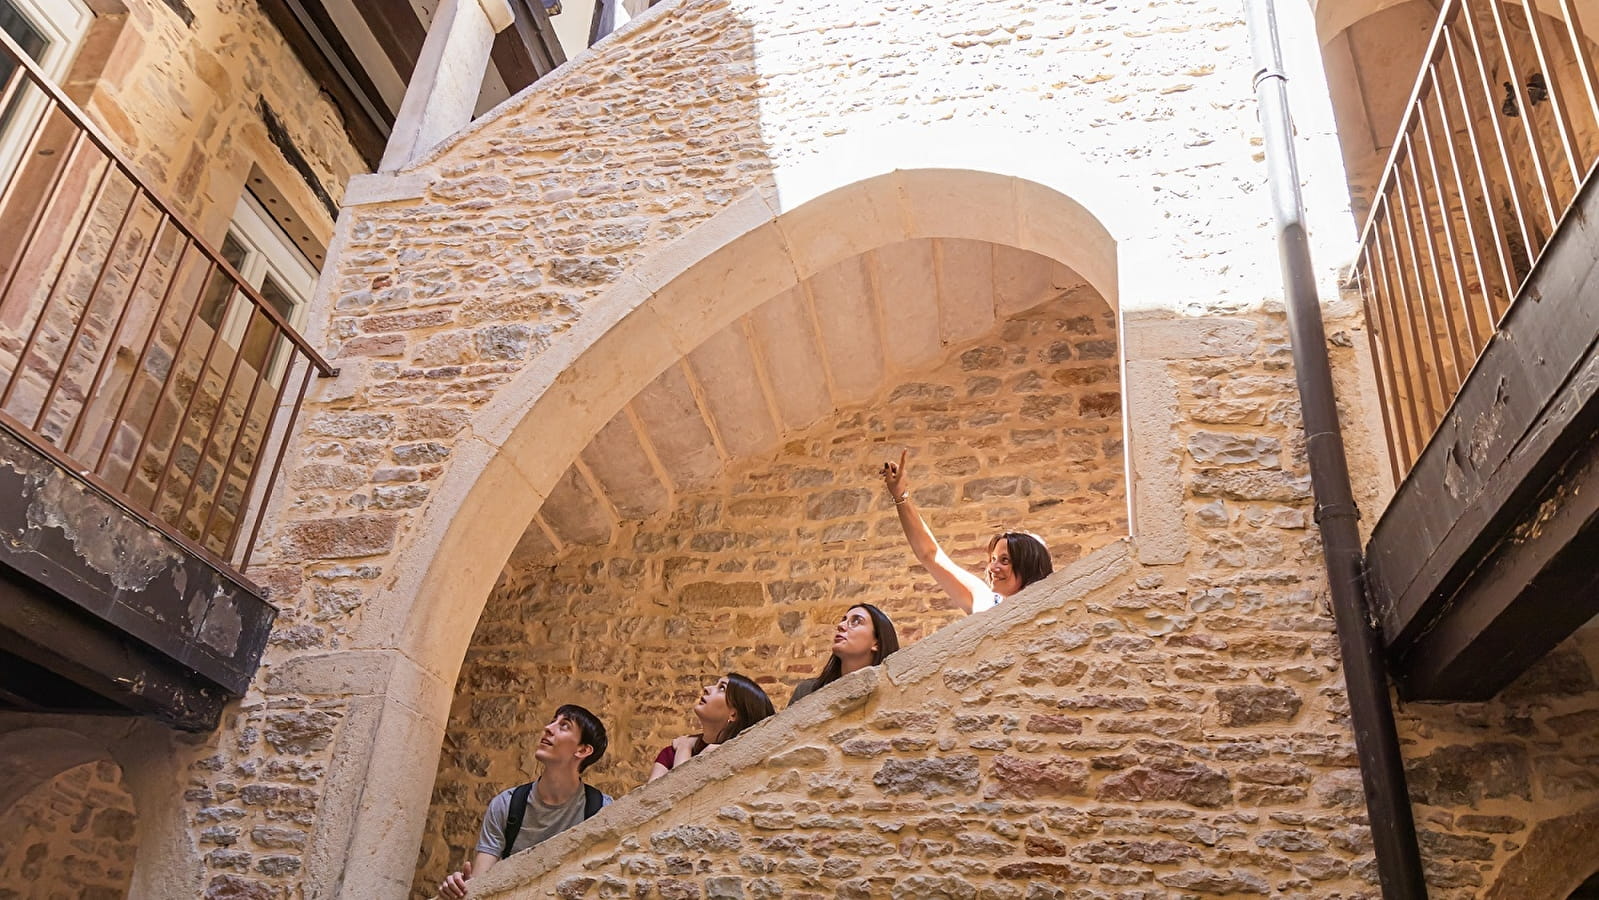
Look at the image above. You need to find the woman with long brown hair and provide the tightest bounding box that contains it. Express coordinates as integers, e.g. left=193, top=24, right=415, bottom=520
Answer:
left=648, top=673, right=774, bottom=781
left=789, top=604, right=900, bottom=704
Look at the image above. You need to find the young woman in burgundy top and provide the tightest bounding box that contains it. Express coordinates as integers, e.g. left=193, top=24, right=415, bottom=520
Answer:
left=648, top=673, right=774, bottom=781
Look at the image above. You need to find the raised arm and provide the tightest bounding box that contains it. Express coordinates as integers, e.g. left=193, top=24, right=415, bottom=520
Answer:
left=881, top=450, right=989, bottom=614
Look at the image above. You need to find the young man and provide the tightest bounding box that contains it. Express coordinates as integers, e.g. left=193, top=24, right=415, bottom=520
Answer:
left=439, top=704, right=611, bottom=898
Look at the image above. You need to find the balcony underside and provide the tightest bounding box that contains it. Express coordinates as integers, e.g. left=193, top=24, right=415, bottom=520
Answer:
left=1367, top=167, right=1599, bottom=702
left=0, top=419, right=275, bottom=731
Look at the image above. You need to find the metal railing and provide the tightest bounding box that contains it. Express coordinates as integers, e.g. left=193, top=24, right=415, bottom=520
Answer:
left=1354, top=0, right=1599, bottom=481
left=0, top=29, right=334, bottom=572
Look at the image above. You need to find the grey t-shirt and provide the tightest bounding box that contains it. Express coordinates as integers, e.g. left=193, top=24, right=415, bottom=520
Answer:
left=473, top=781, right=612, bottom=857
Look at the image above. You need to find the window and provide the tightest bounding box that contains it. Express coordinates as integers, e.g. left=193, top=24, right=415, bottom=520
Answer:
left=195, top=191, right=317, bottom=382
left=0, top=0, right=92, bottom=180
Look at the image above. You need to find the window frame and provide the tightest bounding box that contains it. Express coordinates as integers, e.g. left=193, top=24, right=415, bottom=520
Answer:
left=212, top=190, right=318, bottom=384
left=0, top=0, right=93, bottom=183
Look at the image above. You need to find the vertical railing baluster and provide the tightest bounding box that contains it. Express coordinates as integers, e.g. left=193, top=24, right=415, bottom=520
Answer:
left=175, top=306, right=262, bottom=539
left=1440, top=31, right=1518, bottom=329
left=0, top=152, right=116, bottom=413
left=238, top=358, right=314, bottom=571
left=1486, top=0, right=1564, bottom=227
left=1519, top=0, right=1585, bottom=187
left=1375, top=206, right=1428, bottom=464
left=1554, top=0, right=1599, bottom=149
left=1384, top=195, right=1443, bottom=443
left=149, top=274, right=237, bottom=516
left=96, top=234, right=192, bottom=474
left=0, top=107, right=77, bottom=244
left=1393, top=157, right=1455, bottom=424
left=122, top=256, right=217, bottom=498
left=33, top=172, right=143, bottom=436
left=1404, top=123, right=1470, bottom=388
left=1420, top=68, right=1491, bottom=354
left=199, top=335, right=276, bottom=555
left=1459, top=0, right=1543, bottom=273
left=64, top=207, right=168, bottom=457
left=1357, top=251, right=1405, bottom=485
left=223, top=353, right=298, bottom=563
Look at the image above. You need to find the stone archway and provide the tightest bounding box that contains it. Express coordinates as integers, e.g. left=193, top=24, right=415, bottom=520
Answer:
left=0, top=723, right=196, bottom=900
left=303, top=144, right=1148, bottom=897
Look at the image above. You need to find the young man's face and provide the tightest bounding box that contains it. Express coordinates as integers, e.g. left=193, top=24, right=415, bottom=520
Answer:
left=534, top=713, right=592, bottom=771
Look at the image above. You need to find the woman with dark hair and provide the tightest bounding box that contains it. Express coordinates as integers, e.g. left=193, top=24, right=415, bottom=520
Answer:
left=648, top=673, right=774, bottom=781
left=881, top=450, right=1053, bottom=614
left=789, top=604, right=901, bottom=704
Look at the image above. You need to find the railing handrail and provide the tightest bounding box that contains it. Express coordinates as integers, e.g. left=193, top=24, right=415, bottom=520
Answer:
left=0, top=409, right=266, bottom=594
left=0, top=27, right=339, bottom=573
left=1352, top=0, right=1599, bottom=482
left=0, top=26, right=336, bottom=377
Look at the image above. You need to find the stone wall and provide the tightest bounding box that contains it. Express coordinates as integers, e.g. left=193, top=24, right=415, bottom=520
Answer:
left=0, top=760, right=138, bottom=900
left=1399, top=629, right=1599, bottom=899
left=412, top=289, right=1128, bottom=893
left=426, top=307, right=1599, bottom=900
left=70, top=0, right=363, bottom=240
left=446, top=301, right=1381, bottom=897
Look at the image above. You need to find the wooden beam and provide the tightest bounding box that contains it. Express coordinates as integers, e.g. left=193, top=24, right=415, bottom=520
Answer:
left=258, top=0, right=393, bottom=170
left=0, top=422, right=276, bottom=699
left=494, top=0, right=568, bottom=93
left=1367, top=159, right=1599, bottom=642
left=1394, top=418, right=1599, bottom=699
left=355, top=0, right=429, bottom=82
left=0, top=579, right=229, bottom=730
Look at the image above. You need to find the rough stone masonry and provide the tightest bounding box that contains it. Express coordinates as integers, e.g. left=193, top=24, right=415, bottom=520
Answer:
left=4, top=0, right=1595, bottom=895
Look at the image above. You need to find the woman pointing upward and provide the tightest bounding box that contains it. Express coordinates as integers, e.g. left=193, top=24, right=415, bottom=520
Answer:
left=881, top=450, right=1053, bottom=614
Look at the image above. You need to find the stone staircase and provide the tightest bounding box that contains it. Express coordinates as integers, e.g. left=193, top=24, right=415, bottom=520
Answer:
left=448, top=538, right=1379, bottom=899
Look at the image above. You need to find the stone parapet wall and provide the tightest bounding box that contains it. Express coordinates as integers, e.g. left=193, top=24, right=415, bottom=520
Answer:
left=412, top=289, right=1128, bottom=892
left=467, top=538, right=1386, bottom=900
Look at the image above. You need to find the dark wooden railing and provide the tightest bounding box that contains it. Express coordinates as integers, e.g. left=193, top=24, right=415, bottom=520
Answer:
left=0, top=28, right=334, bottom=572
left=1355, top=0, right=1599, bottom=481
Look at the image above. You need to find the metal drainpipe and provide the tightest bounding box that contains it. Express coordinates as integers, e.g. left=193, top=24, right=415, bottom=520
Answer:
left=1243, top=1, right=1429, bottom=897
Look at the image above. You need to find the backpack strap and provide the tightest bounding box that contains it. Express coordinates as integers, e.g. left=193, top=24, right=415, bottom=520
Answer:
left=500, top=782, right=535, bottom=859
left=583, top=784, right=603, bottom=820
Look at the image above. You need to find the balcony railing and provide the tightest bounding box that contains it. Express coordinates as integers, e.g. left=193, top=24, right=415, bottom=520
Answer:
left=1354, top=0, right=1599, bottom=480
left=0, top=29, right=334, bottom=573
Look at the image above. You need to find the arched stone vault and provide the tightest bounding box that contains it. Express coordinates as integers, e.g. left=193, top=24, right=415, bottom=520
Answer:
left=383, top=169, right=1128, bottom=685
left=296, top=156, right=1153, bottom=896
left=525, top=238, right=1089, bottom=548
left=0, top=721, right=198, bottom=900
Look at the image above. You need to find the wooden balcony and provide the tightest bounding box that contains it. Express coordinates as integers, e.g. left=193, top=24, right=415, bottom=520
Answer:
left=0, top=31, right=334, bottom=729
left=1356, top=0, right=1599, bottom=700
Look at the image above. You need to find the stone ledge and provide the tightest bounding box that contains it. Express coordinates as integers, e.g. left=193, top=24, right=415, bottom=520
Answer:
left=342, top=171, right=435, bottom=207
left=885, top=538, right=1133, bottom=687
